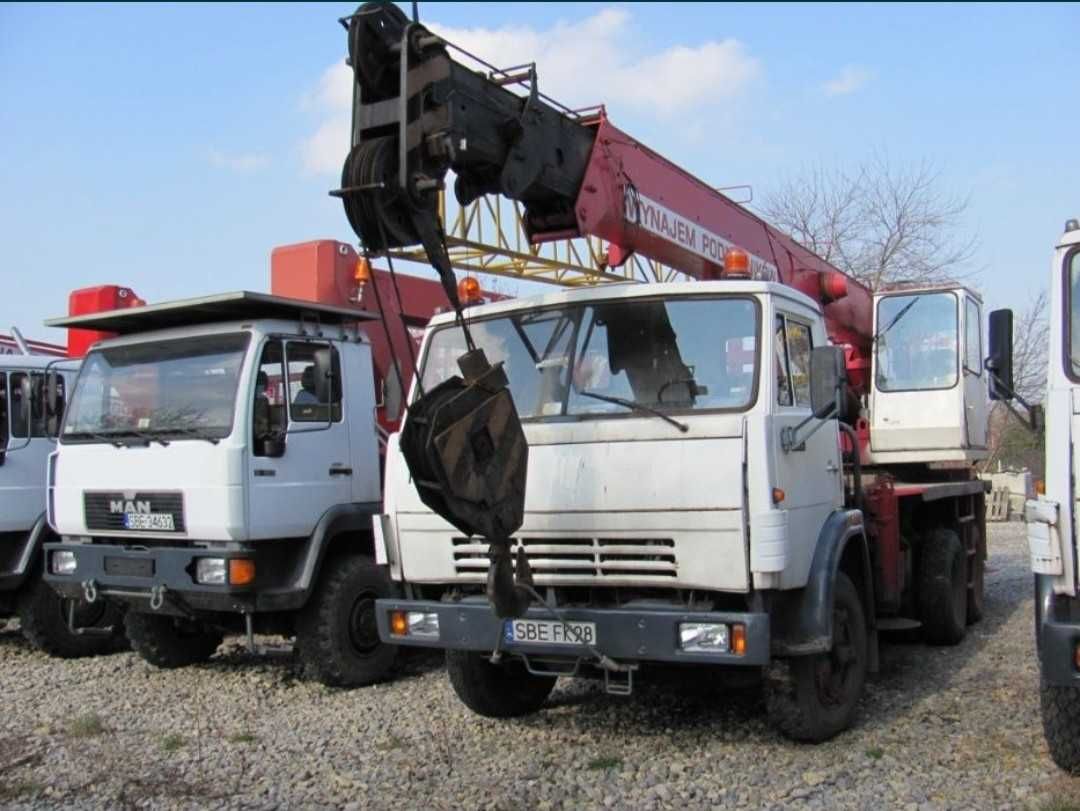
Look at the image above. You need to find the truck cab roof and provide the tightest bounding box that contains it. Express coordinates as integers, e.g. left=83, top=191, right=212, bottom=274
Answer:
left=46, top=291, right=378, bottom=335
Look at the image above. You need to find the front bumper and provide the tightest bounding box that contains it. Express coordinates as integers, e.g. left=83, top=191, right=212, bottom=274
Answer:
left=43, top=541, right=304, bottom=616
left=1037, top=574, right=1080, bottom=686
left=375, top=598, right=770, bottom=666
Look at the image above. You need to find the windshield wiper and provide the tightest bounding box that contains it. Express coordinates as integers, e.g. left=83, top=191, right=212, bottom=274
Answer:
left=65, top=430, right=127, bottom=448
left=155, top=426, right=220, bottom=445
left=874, top=297, right=921, bottom=343
left=577, top=390, right=689, bottom=433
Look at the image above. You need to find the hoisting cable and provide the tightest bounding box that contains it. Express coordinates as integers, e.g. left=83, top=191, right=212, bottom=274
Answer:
left=359, top=240, right=415, bottom=404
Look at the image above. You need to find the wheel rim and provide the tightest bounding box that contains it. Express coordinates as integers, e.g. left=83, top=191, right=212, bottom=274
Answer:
left=347, top=591, right=380, bottom=656
left=816, top=605, right=860, bottom=707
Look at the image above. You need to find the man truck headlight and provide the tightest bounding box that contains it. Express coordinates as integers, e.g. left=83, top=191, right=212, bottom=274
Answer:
left=389, top=610, right=439, bottom=639
left=195, top=558, right=227, bottom=585
left=51, top=550, right=77, bottom=575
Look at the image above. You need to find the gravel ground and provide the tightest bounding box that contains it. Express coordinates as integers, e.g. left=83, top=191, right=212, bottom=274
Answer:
left=2, top=522, right=1078, bottom=810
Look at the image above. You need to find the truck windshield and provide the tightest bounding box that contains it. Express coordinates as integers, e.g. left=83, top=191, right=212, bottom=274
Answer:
left=62, top=333, right=250, bottom=443
left=875, top=292, right=958, bottom=391
left=1070, top=251, right=1080, bottom=377
left=420, top=296, right=759, bottom=419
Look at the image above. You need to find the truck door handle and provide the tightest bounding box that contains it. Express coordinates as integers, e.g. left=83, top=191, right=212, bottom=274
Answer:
left=329, top=467, right=353, bottom=476
left=825, top=460, right=839, bottom=473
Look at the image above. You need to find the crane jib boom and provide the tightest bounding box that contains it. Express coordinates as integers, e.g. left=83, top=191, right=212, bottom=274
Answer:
left=337, top=1, right=872, bottom=392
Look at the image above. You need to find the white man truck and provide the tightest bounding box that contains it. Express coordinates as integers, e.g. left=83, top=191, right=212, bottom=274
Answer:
left=339, top=4, right=994, bottom=741
left=42, top=292, right=401, bottom=686
left=1021, top=218, right=1080, bottom=771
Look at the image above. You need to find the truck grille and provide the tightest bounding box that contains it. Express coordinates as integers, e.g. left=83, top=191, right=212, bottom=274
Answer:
left=83, top=491, right=186, bottom=533
left=451, top=537, right=677, bottom=581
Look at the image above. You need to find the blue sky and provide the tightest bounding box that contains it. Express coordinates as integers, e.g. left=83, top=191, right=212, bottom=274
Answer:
left=2, top=2, right=1077, bottom=341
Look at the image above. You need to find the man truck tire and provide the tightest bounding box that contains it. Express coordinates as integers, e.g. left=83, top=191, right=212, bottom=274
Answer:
left=295, top=554, right=399, bottom=688
left=918, top=528, right=968, bottom=645
left=1041, top=680, right=1080, bottom=774
left=125, top=612, right=224, bottom=668
left=765, top=572, right=868, bottom=743
left=16, top=577, right=126, bottom=659
left=446, top=649, right=557, bottom=718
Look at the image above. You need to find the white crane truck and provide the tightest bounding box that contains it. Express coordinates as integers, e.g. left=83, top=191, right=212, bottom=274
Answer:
left=338, top=3, right=994, bottom=741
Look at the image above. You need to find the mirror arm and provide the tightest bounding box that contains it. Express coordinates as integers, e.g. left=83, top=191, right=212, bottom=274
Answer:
left=988, top=372, right=1042, bottom=433
left=781, top=388, right=843, bottom=453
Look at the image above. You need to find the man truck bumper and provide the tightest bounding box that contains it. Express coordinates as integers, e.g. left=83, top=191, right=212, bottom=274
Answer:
left=1037, top=573, right=1080, bottom=686
left=43, top=541, right=305, bottom=616
left=374, top=597, right=770, bottom=666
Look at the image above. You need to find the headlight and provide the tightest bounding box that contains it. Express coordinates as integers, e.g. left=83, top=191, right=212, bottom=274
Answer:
left=389, top=610, right=439, bottom=639
left=51, top=550, right=77, bottom=575
left=678, top=622, right=729, bottom=652
left=195, top=557, right=227, bottom=585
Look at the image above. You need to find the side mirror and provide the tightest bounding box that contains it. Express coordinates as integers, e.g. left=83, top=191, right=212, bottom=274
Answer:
left=18, top=375, right=32, bottom=428
left=313, top=348, right=342, bottom=404
left=986, top=309, right=1014, bottom=401
left=1031, top=403, right=1045, bottom=433
left=810, top=345, right=849, bottom=420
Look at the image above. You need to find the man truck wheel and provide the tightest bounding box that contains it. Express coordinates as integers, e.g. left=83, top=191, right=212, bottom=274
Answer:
left=295, top=554, right=399, bottom=688
left=765, top=572, right=867, bottom=742
left=918, top=528, right=968, bottom=645
left=125, top=612, right=223, bottom=668
left=16, top=577, right=126, bottom=659
left=1041, top=679, right=1080, bottom=774
left=446, top=649, right=557, bottom=718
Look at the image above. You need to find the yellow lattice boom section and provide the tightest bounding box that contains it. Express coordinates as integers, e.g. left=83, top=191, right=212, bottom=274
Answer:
left=386, top=191, right=688, bottom=288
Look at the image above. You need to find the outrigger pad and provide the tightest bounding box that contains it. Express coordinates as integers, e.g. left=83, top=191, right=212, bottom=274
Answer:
left=399, top=349, right=528, bottom=542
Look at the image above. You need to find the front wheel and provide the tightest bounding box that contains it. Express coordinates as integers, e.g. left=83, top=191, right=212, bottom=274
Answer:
left=918, top=528, right=968, bottom=645
left=17, top=577, right=127, bottom=659
left=765, top=572, right=867, bottom=742
left=447, top=650, right=557, bottom=718
left=125, top=611, right=223, bottom=668
left=1041, top=679, right=1080, bottom=774
left=295, top=554, right=399, bottom=687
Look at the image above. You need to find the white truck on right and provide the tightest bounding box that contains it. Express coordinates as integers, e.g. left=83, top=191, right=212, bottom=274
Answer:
left=1023, top=218, right=1080, bottom=772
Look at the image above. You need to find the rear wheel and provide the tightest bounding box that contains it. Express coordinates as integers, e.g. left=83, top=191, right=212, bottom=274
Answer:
left=918, top=528, right=968, bottom=645
left=966, top=526, right=985, bottom=624
left=765, top=572, right=867, bottom=742
left=295, top=554, right=398, bottom=687
left=447, top=650, right=557, bottom=718
left=125, top=611, right=223, bottom=668
left=16, top=577, right=126, bottom=658
left=1041, top=679, right=1080, bottom=774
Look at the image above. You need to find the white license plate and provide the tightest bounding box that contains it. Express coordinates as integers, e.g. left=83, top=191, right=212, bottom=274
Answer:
left=123, top=513, right=175, bottom=531
left=504, top=619, right=596, bottom=646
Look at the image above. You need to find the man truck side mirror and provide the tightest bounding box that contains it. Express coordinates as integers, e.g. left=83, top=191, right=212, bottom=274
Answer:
left=986, top=308, right=1014, bottom=401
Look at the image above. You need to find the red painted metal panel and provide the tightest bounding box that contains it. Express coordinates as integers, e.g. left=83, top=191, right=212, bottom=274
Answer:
left=66, top=285, right=144, bottom=358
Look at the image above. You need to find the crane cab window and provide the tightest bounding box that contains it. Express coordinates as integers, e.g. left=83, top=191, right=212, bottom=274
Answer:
left=775, top=315, right=813, bottom=408
left=875, top=292, right=958, bottom=391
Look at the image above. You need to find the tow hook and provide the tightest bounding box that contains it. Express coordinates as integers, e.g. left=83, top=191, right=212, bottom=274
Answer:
left=81, top=579, right=98, bottom=604
left=149, top=585, right=167, bottom=612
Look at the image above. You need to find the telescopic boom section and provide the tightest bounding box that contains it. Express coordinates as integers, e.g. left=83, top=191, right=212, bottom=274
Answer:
left=337, top=1, right=872, bottom=392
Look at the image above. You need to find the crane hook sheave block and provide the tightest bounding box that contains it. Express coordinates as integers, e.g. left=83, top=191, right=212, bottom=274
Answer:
left=399, top=349, right=529, bottom=542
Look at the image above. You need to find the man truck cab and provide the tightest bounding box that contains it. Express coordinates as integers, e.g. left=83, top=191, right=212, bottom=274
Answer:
left=44, top=292, right=398, bottom=686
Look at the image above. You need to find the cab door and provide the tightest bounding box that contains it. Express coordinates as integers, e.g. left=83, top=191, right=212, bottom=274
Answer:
left=771, top=314, right=843, bottom=577
left=962, top=296, right=988, bottom=448
left=247, top=338, right=352, bottom=540
left=0, top=370, right=65, bottom=534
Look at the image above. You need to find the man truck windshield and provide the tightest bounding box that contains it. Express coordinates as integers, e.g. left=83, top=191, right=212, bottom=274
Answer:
left=62, top=333, right=250, bottom=443
left=420, top=296, right=759, bottom=420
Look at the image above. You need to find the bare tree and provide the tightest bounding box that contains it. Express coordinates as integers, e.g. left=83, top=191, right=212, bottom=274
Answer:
left=982, top=289, right=1049, bottom=473
left=760, top=155, right=976, bottom=290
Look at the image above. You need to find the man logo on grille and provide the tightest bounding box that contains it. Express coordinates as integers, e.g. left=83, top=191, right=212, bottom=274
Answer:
left=109, top=500, right=151, bottom=514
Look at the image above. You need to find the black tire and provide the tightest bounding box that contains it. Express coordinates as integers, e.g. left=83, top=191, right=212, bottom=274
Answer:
left=16, top=577, right=126, bottom=659
left=1041, top=679, right=1080, bottom=774
left=125, top=611, right=223, bottom=668
left=295, top=554, right=398, bottom=687
left=446, top=649, right=557, bottom=718
left=765, top=572, right=867, bottom=742
left=966, top=526, right=985, bottom=624
left=918, top=528, right=968, bottom=645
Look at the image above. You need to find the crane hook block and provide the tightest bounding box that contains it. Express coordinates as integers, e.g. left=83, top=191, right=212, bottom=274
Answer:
left=398, top=348, right=529, bottom=543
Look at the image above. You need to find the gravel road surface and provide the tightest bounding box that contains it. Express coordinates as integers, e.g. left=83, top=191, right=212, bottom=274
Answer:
left=2, top=522, right=1077, bottom=810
